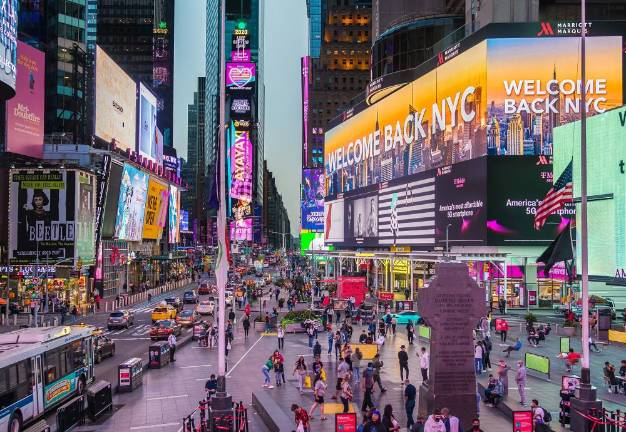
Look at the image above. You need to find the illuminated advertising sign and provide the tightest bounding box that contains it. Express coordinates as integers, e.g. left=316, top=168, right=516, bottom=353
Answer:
left=554, top=105, right=626, bottom=279
left=300, top=232, right=331, bottom=255
left=487, top=156, right=573, bottom=245
left=231, top=27, right=251, bottom=62
left=142, top=177, right=169, bottom=239
left=138, top=83, right=159, bottom=162
left=344, top=192, right=379, bottom=246
left=230, top=218, right=252, bottom=242
left=301, top=168, right=324, bottom=231
left=180, top=210, right=190, bottom=233
left=114, top=164, right=149, bottom=241
left=95, top=46, right=137, bottom=151
left=168, top=185, right=180, bottom=243
left=229, top=123, right=253, bottom=202
left=226, top=62, right=256, bottom=90
left=324, top=199, right=344, bottom=243
left=6, top=41, right=45, bottom=158
left=101, top=162, right=123, bottom=238
left=435, top=158, right=487, bottom=246
left=325, top=36, right=622, bottom=195
left=230, top=94, right=252, bottom=119
left=301, top=56, right=310, bottom=163
left=76, top=171, right=96, bottom=265
left=0, top=0, right=17, bottom=97
left=9, top=170, right=76, bottom=264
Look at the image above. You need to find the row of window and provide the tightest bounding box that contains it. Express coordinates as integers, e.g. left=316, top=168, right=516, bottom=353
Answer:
left=0, top=359, right=32, bottom=410
left=43, top=340, right=88, bottom=386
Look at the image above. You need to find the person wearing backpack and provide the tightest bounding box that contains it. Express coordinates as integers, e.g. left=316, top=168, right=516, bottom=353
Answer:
left=531, top=399, right=551, bottom=427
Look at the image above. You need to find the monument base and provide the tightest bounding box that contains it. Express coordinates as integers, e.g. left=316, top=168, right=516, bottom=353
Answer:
left=418, top=383, right=477, bottom=427
left=570, top=384, right=602, bottom=432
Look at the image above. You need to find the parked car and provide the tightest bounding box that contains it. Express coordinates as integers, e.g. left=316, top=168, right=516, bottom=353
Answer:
left=165, top=297, right=183, bottom=311
left=150, top=319, right=182, bottom=340
left=151, top=305, right=177, bottom=323
left=197, top=300, right=215, bottom=316
left=198, top=282, right=211, bottom=295
left=176, top=309, right=199, bottom=327
left=94, top=335, right=116, bottom=363
left=183, top=290, right=198, bottom=304
left=381, top=310, right=423, bottom=325
left=107, top=310, right=135, bottom=330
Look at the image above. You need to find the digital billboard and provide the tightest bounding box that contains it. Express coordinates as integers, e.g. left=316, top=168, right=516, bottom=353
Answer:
left=344, top=192, right=379, bottom=246
left=301, top=168, right=324, bottom=231
left=230, top=94, right=252, bottom=119
left=95, top=45, right=137, bottom=151
left=6, top=41, right=45, bottom=158
left=300, top=232, right=332, bottom=255
left=168, top=185, right=180, bottom=243
left=138, top=83, right=159, bottom=162
left=301, top=56, right=310, bottom=162
left=487, top=156, right=573, bottom=245
left=180, top=210, right=190, bottom=233
left=114, top=164, right=149, bottom=241
left=9, top=170, right=76, bottom=264
left=554, top=105, right=625, bottom=279
left=324, top=199, right=344, bottom=243
left=226, top=62, right=256, bottom=90
left=0, top=0, right=17, bottom=98
left=325, top=36, right=622, bottom=196
left=76, top=171, right=96, bottom=265
left=231, top=27, right=251, bottom=62
left=163, top=146, right=178, bottom=172
left=229, top=122, right=253, bottom=202
left=435, top=158, right=487, bottom=246
left=230, top=218, right=252, bottom=242
left=142, top=177, right=168, bottom=240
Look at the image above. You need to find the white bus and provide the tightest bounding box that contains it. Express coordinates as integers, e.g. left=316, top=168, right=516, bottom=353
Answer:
left=0, top=325, right=95, bottom=432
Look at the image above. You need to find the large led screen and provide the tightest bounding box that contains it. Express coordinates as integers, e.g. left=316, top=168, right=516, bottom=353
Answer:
left=101, top=162, right=123, bottom=238
left=138, top=83, right=159, bottom=162
left=325, top=36, right=622, bottom=196
left=114, top=164, right=149, bottom=241
left=95, top=46, right=137, bottom=151
left=142, top=177, right=168, bottom=239
left=344, top=192, right=379, bottom=246
left=229, top=124, right=253, bottom=202
left=230, top=218, right=252, bottom=242
left=226, top=62, right=256, bottom=91
left=0, top=0, right=17, bottom=97
left=301, top=168, right=324, bottom=231
left=168, top=185, right=180, bottom=243
left=324, top=199, right=344, bottom=243
left=300, top=232, right=332, bottom=255
left=487, top=156, right=573, bottom=246
left=6, top=41, right=45, bottom=158
left=435, top=158, right=487, bottom=246
left=9, top=170, right=76, bottom=264
left=76, top=171, right=96, bottom=265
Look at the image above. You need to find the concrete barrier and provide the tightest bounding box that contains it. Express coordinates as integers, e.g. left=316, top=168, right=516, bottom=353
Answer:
left=252, top=391, right=294, bottom=432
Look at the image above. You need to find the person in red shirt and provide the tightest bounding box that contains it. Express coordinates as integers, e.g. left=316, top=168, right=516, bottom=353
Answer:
left=566, top=348, right=582, bottom=372
left=291, top=404, right=310, bottom=432
left=500, top=319, right=509, bottom=343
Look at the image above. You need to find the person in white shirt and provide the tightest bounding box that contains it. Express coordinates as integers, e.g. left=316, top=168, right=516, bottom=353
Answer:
left=417, top=347, right=429, bottom=382
left=168, top=333, right=177, bottom=362
left=474, top=343, right=484, bottom=375
left=441, top=407, right=461, bottom=432
left=424, top=408, right=446, bottom=432
left=531, top=399, right=545, bottom=421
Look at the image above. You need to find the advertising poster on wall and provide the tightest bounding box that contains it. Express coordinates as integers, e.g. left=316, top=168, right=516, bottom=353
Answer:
left=226, top=62, right=256, bottom=91
left=231, top=27, right=250, bottom=62
left=324, top=36, right=622, bottom=196
left=301, top=168, right=325, bottom=231
left=138, top=83, right=158, bottom=162
left=435, top=158, right=487, bottom=246
left=229, top=122, right=253, bottom=202
left=76, top=171, right=96, bottom=265
left=487, top=156, right=573, bottom=245
left=142, top=177, right=168, bottom=240
left=344, top=192, right=379, bottom=245
left=101, top=162, right=123, bottom=238
left=300, top=232, right=331, bottom=255
left=6, top=41, right=45, bottom=158
left=9, top=170, right=76, bottom=264
left=180, top=210, right=190, bottom=233
left=168, top=185, right=180, bottom=243
left=0, top=0, right=18, bottom=97
left=378, top=171, right=436, bottom=246
left=95, top=45, right=137, bottom=151
left=324, top=199, right=344, bottom=243
left=230, top=218, right=252, bottom=242
left=114, top=164, right=149, bottom=241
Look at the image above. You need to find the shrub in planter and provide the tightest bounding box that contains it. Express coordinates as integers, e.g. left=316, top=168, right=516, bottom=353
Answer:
left=525, top=312, right=537, bottom=326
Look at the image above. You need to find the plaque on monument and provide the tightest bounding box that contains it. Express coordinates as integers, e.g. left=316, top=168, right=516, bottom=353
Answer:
left=417, top=261, right=485, bottom=427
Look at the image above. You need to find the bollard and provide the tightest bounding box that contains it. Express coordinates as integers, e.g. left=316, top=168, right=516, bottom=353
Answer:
left=54, top=317, right=58, bottom=326
left=28, top=315, right=32, bottom=326
left=13, top=314, right=17, bottom=326
left=0, top=314, right=4, bottom=325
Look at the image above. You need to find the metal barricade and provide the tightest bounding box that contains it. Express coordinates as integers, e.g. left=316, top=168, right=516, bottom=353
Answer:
left=56, top=394, right=86, bottom=432
left=181, top=399, right=248, bottom=432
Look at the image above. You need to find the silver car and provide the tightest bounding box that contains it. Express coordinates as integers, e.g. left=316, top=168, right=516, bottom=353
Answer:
left=107, top=310, right=135, bottom=329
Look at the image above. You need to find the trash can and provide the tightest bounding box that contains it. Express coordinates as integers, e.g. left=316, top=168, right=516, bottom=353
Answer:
left=87, top=380, right=112, bottom=420
left=597, top=307, right=612, bottom=341
left=149, top=341, right=171, bottom=368
left=118, top=358, right=143, bottom=392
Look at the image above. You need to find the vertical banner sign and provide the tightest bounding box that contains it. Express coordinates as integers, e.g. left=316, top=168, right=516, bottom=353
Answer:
left=142, top=177, right=169, bottom=240
left=231, top=27, right=251, bottom=62
left=0, top=0, right=17, bottom=98
left=301, top=168, right=324, bottom=231
left=168, top=185, right=180, bottom=243
left=301, top=56, right=310, bottom=164
left=9, top=170, right=76, bottom=264
left=94, top=155, right=111, bottom=280
left=76, top=171, right=96, bottom=265
left=230, top=125, right=253, bottom=202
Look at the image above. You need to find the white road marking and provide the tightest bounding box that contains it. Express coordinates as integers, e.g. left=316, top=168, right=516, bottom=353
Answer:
left=130, top=422, right=181, bottom=430
left=146, top=394, right=189, bottom=401
left=180, top=364, right=212, bottom=369
left=226, top=335, right=264, bottom=378
left=111, top=337, right=151, bottom=341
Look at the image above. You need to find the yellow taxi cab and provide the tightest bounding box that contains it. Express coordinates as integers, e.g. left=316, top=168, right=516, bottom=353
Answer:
left=151, top=305, right=177, bottom=323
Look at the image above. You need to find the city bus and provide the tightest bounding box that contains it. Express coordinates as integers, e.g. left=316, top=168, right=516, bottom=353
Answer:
left=0, top=325, right=95, bottom=432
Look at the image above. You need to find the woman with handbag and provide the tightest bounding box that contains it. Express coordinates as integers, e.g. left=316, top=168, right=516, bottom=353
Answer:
left=293, top=356, right=307, bottom=393
left=309, top=373, right=328, bottom=420
left=340, top=375, right=353, bottom=413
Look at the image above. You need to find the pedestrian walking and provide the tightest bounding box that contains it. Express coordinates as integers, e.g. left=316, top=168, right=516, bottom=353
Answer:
left=334, top=331, right=342, bottom=359
left=474, top=342, right=484, bottom=375
left=498, top=297, right=506, bottom=314
left=407, top=321, right=415, bottom=344
left=307, top=324, right=315, bottom=348
left=483, top=337, right=492, bottom=371
left=366, top=409, right=385, bottom=432
left=340, top=377, right=353, bottom=413
left=291, top=404, right=311, bottom=432
left=242, top=315, right=250, bottom=339
left=442, top=407, right=461, bottom=432
left=294, top=356, right=307, bottom=393
left=497, top=359, right=511, bottom=396
left=391, top=316, right=397, bottom=335
left=398, top=345, right=410, bottom=381
left=382, top=404, right=400, bottom=431
left=361, top=363, right=375, bottom=413
left=404, top=379, right=417, bottom=429
left=309, top=374, right=327, bottom=420
left=372, top=354, right=387, bottom=392
left=500, top=319, right=509, bottom=342
left=168, top=332, right=177, bottom=362
left=327, top=329, right=334, bottom=355
left=516, top=360, right=527, bottom=406
left=418, top=347, right=429, bottom=383
left=351, top=347, right=363, bottom=384
left=277, top=325, right=285, bottom=349
left=313, top=339, right=322, bottom=358
left=334, top=357, right=350, bottom=399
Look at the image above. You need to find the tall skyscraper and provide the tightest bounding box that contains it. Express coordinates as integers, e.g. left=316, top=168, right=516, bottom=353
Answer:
left=96, top=0, right=175, bottom=147
left=506, top=113, right=524, bottom=156
left=306, top=0, right=324, bottom=59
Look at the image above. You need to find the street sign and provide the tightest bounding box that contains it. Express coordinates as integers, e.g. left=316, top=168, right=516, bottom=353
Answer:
left=335, top=413, right=356, bottom=432
left=512, top=411, right=533, bottom=432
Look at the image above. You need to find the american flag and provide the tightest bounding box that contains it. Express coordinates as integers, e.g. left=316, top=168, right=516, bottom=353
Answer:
left=535, top=160, right=573, bottom=230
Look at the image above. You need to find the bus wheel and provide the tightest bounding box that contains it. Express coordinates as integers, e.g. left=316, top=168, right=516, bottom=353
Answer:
left=77, top=377, right=86, bottom=395
left=8, top=413, right=22, bottom=432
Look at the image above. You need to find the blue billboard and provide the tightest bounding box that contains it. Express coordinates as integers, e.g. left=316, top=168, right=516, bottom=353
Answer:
left=301, top=168, right=324, bottom=231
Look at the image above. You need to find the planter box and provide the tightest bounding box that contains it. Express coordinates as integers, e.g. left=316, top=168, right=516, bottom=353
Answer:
left=558, top=326, right=577, bottom=337
left=285, top=323, right=306, bottom=333
left=254, top=321, right=266, bottom=332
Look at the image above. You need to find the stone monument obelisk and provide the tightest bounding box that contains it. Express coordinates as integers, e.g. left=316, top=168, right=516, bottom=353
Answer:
left=418, top=261, right=485, bottom=427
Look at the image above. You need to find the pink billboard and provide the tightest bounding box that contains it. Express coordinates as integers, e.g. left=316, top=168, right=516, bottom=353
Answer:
left=6, top=41, right=45, bottom=158
left=226, top=62, right=256, bottom=90
left=230, top=218, right=252, bottom=241
left=301, top=56, right=310, bottom=163
left=230, top=126, right=253, bottom=202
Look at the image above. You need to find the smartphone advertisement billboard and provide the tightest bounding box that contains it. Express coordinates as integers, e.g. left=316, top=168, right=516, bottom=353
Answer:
left=142, top=177, right=168, bottom=240
left=115, top=164, right=149, bottom=241
left=6, top=41, right=45, bottom=158
left=325, top=36, right=622, bottom=196
left=95, top=45, right=137, bottom=151
left=9, top=170, right=76, bottom=264
left=301, top=168, right=324, bottom=231
left=138, top=83, right=161, bottom=162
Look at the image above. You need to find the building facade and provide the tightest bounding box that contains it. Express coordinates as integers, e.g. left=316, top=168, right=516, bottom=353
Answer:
left=263, top=161, right=291, bottom=249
